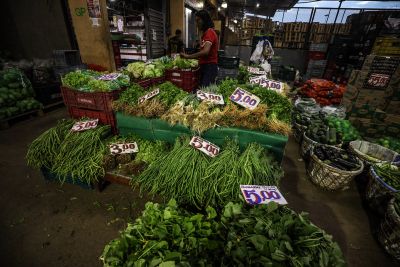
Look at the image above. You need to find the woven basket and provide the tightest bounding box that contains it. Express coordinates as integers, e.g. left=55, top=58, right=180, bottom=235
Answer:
left=350, top=140, right=399, bottom=167
left=293, top=122, right=307, bottom=143
left=366, top=165, right=400, bottom=214
left=378, top=198, right=400, bottom=260
left=301, top=133, right=342, bottom=160
left=307, top=146, right=364, bottom=190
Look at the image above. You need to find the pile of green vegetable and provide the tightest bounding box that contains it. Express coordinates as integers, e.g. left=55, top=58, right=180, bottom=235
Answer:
left=101, top=200, right=345, bottom=267
left=326, top=116, right=360, bottom=142
left=373, top=163, right=400, bottom=190
left=171, top=56, right=198, bottom=69
left=135, top=138, right=283, bottom=208
left=314, top=145, right=362, bottom=171
left=0, top=68, right=42, bottom=119
left=62, top=70, right=130, bottom=92
left=377, top=137, right=400, bottom=154
left=306, top=118, right=342, bottom=145
left=27, top=120, right=111, bottom=184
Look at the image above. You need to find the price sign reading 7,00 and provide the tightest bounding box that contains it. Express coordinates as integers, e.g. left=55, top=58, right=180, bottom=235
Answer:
left=71, top=119, right=98, bottom=132
left=109, top=142, right=139, bottom=155
left=240, top=185, right=287, bottom=205
left=189, top=136, right=220, bottom=157
left=229, top=87, right=260, bottom=110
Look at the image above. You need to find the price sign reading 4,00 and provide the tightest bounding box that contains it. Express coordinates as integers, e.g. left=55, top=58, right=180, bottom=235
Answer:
left=71, top=119, right=98, bottom=132
left=240, top=185, right=287, bottom=205
left=197, top=90, right=224, bottom=105
left=138, top=88, right=160, bottom=104
left=109, top=142, right=139, bottom=155
left=229, top=87, right=260, bottom=110
left=189, top=136, right=220, bottom=157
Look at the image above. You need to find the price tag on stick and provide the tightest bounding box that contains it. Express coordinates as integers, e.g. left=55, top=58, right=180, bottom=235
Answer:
left=189, top=136, right=220, bottom=157
left=240, top=185, right=287, bottom=205
left=196, top=90, right=224, bottom=105
left=71, top=119, right=98, bottom=132
left=98, top=73, right=121, bottom=81
left=138, top=88, right=160, bottom=104
left=109, top=142, right=139, bottom=155
left=229, top=87, right=260, bottom=110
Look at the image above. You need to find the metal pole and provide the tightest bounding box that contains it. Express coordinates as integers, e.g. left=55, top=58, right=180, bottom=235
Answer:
left=295, top=8, right=299, bottom=22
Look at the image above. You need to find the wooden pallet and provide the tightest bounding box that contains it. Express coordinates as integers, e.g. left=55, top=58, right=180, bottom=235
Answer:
left=0, top=109, right=44, bottom=130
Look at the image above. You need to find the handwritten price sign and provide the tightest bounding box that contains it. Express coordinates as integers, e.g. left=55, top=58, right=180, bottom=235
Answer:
left=249, top=76, right=283, bottom=92
left=109, top=142, right=138, bottom=155
left=197, top=90, right=224, bottom=105
left=366, top=73, right=390, bottom=88
left=240, top=185, right=287, bottom=205
left=71, top=119, right=98, bottom=132
left=247, top=66, right=266, bottom=75
left=189, top=136, right=220, bottom=157
left=229, top=87, right=260, bottom=110
left=98, top=73, right=121, bottom=81
left=138, top=88, right=160, bottom=104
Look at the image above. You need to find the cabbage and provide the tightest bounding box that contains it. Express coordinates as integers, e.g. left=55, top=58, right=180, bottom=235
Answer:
left=127, top=62, right=145, bottom=79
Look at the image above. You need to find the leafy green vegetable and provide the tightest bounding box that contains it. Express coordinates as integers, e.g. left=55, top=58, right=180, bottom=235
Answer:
left=101, top=201, right=345, bottom=267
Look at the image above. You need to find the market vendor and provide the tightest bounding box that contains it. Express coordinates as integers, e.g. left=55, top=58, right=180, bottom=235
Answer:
left=180, top=10, right=219, bottom=87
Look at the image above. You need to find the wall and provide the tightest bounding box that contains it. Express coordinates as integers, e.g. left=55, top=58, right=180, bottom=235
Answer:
left=0, top=0, right=72, bottom=59
left=67, top=0, right=115, bottom=70
left=170, top=0, right=184, bottom=38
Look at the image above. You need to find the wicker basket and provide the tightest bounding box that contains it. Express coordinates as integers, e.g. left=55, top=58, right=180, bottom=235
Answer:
left=301, top=132, right=341, bottom=160
left=293, top=122, right=307, bottom=143
left=378, top=198, right=400, bottom=260
left=350, top=140, right=399, bottom=167
left=366, top=165, right=400, bottom=214
left=307, top=146, right=364, bottom=190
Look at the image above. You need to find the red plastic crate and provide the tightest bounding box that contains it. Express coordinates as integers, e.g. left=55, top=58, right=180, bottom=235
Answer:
left=67, top=106, right=117, bottom=134
left=165, top=68, right=199, bottom=92
left=152, top=76, right=166, bottom=86
left=61, top=86, right=124, bottom=112
left=136, top=78, right=153, bottom=89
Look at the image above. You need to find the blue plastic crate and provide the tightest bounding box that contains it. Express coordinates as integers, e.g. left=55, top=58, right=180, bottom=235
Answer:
left=40, top=167, right=94, bottom=190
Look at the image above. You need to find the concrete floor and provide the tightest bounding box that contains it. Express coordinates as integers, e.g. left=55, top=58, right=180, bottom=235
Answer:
left=0, top=107, right=396, bottom=267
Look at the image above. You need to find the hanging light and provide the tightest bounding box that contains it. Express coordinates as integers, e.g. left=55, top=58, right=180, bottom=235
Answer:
left=234, top=19, right=238, bottom=24
left=256, top=3, right=260, bottom=8
left=221, top=1, right=228, bottom=9
left=218, top=7, right=221, bottom=11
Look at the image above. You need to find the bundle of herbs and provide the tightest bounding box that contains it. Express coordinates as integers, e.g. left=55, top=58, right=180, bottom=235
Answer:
left=373, top=163, right=400, bottom=190
left=135, top=138, right=283, bottom=208
left=26, top=119, right=74, bottom=169
left=100, top=200, right=345, bottom=267
left=51, top=125, right=111, bottom=184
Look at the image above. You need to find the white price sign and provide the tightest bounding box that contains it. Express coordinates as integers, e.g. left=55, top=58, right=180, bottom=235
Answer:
left=247, top=66, right=266, bottom=75
left=197, top=90, right=224, bottom=105
left=109, top=142, right=139, bottom=155
left=229, top=87, right=260, bottom=110
left=138, top=88, right=160, bottom=104
left=189, top=136, right=220, bottom=157
left=249, top=76, right=283, bottom=92
left=71, top=119, right=98, bottom=132
left=98, top=73, right=121, bottom=81
left=240, top=185, right=287, bottom=205
left=249, top=75, right=267, bottom=85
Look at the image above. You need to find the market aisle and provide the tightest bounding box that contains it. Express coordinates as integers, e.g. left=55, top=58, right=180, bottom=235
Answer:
left=0, top=108, right=396, bottom=267
left=281, top=137, right=396, bottom=267
left=0, top=108, right=155, bottom=267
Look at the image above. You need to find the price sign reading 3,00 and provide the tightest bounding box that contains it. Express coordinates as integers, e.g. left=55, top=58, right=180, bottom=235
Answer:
left=138, top=88, right=160, bottom=104
left=71, top=119, right=98, bottom=132
left=109, top=142, right=139, bottom=155
left=229, top=87, right=260, bottom=110
left=189, top=136, right=220, bottom=157
left=197, top=90, right=224, bottom=105
left=240, top=185, right=287, bottom=205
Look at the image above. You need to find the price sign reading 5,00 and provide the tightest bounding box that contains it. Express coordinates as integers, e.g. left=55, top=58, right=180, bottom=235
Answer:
left=71, top=119, right=99, bottom=132
left=240, top=185, right=287, bottom=205
left=189, top=136, right=220, bottom=157
left=109, top=142, right=139, bottom=155
left=229, top=87, right=260, bottom=110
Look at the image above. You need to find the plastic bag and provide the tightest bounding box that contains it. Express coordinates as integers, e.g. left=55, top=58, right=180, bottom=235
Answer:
left=321, top=105, right=346, bottom=118
left=250, top=41, right=264, bottom=64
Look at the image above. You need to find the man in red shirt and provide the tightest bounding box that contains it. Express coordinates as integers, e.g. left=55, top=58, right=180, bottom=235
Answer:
left=180, top=10, right=219, bottom=88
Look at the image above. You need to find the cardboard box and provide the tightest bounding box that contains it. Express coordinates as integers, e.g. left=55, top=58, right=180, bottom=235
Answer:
left=354, top=90, right=386, bottom=109
left=343, top=84, right=360, bottom=101
left=349, top=104, right=375, bottom=119
left=342, top=97, right=354, bottom=113
left=385, top=101, right=400, bottom=114
left=348, top=70, right=360, bottom=86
